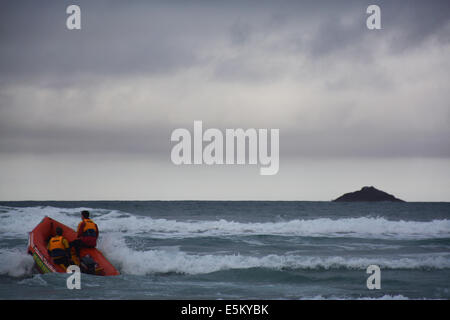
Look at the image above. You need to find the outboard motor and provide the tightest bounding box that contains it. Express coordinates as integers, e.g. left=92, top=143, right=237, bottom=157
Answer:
left=80, top=255, right=98, bottom=274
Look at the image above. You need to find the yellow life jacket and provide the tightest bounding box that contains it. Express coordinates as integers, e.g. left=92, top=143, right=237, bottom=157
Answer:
left=80, top=218, right=97, bottom=237
left=48, top=235, right=66, bottom=251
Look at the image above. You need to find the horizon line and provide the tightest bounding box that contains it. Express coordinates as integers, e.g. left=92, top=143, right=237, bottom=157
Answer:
left=1, top=199, right=449, bottom=203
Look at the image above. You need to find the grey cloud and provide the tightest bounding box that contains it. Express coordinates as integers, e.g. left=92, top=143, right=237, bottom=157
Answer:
left=380, top=0, right=450, bottom=52
left=280, top=128, right=450, bottom=158
left=1, top=0, right=449, bottom=84
left=212, top=0, right=450, bottom=85
left=0, top=1, right=204, bottom=84
left=229, top=20, right=252, bottom=46
left=0, top=123, right=171, bottom=155
left=0, top=0, right=449, bottom=159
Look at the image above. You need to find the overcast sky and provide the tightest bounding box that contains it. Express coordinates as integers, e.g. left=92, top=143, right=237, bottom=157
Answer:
left=0, top=0, right=449, bottom=201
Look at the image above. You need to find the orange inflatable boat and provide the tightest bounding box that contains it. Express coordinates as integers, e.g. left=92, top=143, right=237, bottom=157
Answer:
left=28, top=216, right=120, bottom=276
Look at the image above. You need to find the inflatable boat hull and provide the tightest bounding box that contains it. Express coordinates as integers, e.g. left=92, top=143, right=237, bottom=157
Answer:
left=28, top=216, right=119, bottom=276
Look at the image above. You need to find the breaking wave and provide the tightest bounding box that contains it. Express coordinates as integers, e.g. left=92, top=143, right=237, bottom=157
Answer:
left=1, top=205, right=449, bottom=240
left=0, top=248, right=35, bottom=277
left=99, top=235, right=450, bottom=276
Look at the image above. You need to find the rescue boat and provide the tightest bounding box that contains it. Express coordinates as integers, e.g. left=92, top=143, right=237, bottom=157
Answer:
left=28, top=216, right=120, bottom=276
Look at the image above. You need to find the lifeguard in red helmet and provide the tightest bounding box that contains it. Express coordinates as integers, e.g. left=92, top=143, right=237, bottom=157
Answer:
left=70, top=210, right=99, bottom=258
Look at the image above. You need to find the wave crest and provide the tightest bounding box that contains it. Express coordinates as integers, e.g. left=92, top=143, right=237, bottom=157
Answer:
left=98, top=236, right=450, bottom=276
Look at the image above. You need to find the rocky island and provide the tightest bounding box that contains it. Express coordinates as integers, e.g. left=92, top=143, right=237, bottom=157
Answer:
left=333, top=186, right=405, bottom=202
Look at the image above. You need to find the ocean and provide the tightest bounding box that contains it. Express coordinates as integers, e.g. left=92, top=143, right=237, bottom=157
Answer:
left=0, top=201, right=449, bottom=300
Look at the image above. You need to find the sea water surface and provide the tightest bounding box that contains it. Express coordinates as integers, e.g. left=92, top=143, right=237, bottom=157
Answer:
left=0, top=201, right=449, bottom=300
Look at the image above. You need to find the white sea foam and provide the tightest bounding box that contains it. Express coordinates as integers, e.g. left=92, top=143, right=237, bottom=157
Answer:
left=65, top=212, right=450, bottom=240
left=97, top=235, right=450, bottom=275
left=0, top=205, right=120, bottom=238
left=0, top=248, right=35, bottom=277
left=1, top=205, right=448, bottom=240
left=18, top=274, right=48, bottom=286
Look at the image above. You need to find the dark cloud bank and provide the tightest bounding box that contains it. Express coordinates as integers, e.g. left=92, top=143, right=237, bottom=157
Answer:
left=0, top=0, right=449, bottom=157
